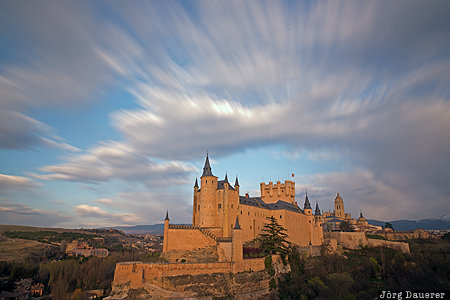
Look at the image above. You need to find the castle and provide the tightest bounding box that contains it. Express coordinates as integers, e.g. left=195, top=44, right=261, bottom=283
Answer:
left=163, top=154, right=324, bottom=261
left=111, top=155, right=410, bottom=296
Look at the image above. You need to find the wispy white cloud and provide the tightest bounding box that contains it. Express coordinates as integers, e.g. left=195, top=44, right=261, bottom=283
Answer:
left=1, top=0, right=449, bottom=222
left=31, top=141, right=196, bottom=186
left=0, top=202, right=70, bottom=226
left=0, top=174, right=39, bottom=193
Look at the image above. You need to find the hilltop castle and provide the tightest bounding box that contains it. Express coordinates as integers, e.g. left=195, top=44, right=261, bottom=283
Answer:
left=163, top=154, right=324, bottom=261
left=111, top=155, right=410, bottom=296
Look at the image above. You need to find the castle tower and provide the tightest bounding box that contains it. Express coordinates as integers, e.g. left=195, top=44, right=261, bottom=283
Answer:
left=334, top=193, right=345, bottom=219
left=199, top=154, right=219, bottom=227
left=314, top=202, right=323, bottom=224
left=193, top=178, right=199, bottom=225
left=304, top=193, right=312, bottom=215
left=222, top=173, right=230, bottom=237
left=232, top=217, right=243, bottom=263
left=234, top=175, right=239, bottom=194
left=163, top=210, right=169, bottom=253
left=260, top=180, right=296, bottom=204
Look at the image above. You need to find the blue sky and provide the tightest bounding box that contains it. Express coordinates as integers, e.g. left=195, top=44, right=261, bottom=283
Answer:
left=1, top=0, right=449, bottom=228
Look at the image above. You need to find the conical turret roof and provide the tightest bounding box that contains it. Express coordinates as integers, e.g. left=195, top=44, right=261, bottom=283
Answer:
left=165, top=210, right=169, bottom=221
left=315, top=202, right=321, bottom=215
left=194, top=178, right=198, bottom=188
left=235, top=175, right=239, bottom=187
left=304, top=193, right=312, bottom=210
left=201, top=154, right=214, bottom=177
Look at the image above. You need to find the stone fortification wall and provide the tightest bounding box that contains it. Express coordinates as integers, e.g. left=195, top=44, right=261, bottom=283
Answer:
left=366, top=238, right=410, bottom=254
left=324, top=232, right=410, bottom=254
left=110, top=269, right=270, bottom=299
left=165, top=226, right=217, bottom=252
left=162, top=245, right=218, bottom=263
left=113, top=257, right=266, bottom=290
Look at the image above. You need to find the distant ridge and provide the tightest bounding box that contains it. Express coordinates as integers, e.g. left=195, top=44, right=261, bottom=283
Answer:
left=368, top=215, right=450, bottom=231
left=101, top=224, right=164, bottom=235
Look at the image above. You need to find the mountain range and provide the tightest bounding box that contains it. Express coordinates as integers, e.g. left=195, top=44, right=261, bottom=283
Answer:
left=368, top=215, right=450, bottom=231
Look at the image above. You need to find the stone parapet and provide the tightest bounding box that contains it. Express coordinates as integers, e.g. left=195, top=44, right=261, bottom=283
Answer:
left=113, top=257, right=266, bottom=290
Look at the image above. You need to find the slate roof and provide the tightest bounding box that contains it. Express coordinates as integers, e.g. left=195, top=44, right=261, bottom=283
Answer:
left=239, top=196, right=304, bottom=213
left=304, top=194, right=312, bottom=210
left=201, top=154, right=214, bottom=177
left=217, top=180, right=235, bottom=190
left=315, top=202, right=321, bottom=215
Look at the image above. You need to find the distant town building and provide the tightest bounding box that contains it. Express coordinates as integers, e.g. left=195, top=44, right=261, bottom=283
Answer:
left=66, top=240, right=109, bottom=258
left=30, top=283, right=44, bottom=297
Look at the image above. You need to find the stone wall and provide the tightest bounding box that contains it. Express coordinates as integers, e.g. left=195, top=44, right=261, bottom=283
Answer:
left=367, top=238, right=410, bottom=254
left=165, top=227, right=216, bottom=252
left=109, top=269, right=270, bottom=299
left=113, top=257, right=266, bottom=290
left=324, top=232, right=410, bottom=254
left=162, top=245, right=218, bottom=263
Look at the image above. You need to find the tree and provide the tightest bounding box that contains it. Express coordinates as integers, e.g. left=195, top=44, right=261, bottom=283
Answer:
left=258, top=216, right=290, bottom=256
left=52, top=275, right=68, bottom=300
left=384, top=222, right=394, bottom=231
left=340, top=220, right=354, bottom=232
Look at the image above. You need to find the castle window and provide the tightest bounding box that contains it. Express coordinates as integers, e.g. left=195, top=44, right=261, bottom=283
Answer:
left=240, top=211, right=242, bottom=214
left=231, top=204, right=233, bottom=209
left=250, top=226, right=252, bottom=229
left=218, top=204, right=221, bottom=210
left=280, top=215, right=282, bottom=219
left=248, top=212, right=250, bottom=215
left=198, top=205, right=200, bottom=211
left=206, top=180, right=207, bottom=183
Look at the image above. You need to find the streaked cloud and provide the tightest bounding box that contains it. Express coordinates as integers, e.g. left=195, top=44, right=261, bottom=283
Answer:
left=31, top=141, right=196, bottom=186
left=0, top=174, right=39, bottom=193
left=0, top=0, right=449, bottom=225
left=0, top=202, right=70, bottom=227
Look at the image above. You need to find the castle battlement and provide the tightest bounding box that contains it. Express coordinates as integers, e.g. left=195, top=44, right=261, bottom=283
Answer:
left=259, top=180, right=296, bottom=204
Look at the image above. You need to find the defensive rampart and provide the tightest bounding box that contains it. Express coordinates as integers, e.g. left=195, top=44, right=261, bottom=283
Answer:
left=113, top=258, right=266, bottom=290
left=165, top=225, right=217, bottom=252
left=324, top=232, right=410, bottom=254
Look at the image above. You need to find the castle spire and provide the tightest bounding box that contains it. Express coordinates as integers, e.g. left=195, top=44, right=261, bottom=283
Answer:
left=360, top=210, right=364, bottom=218
left=165, top=210, right=169, bottom=221
left=194, top=177, right=198, bottom=188
left=234, top=175, right=239, bottom=187
left=224, top=172, right=228, bottom=183
left=304, top=192, right=312, bottom=210
left=315, top=202, right=321, bottom=215
left=201, top=153, right=214, bottom=177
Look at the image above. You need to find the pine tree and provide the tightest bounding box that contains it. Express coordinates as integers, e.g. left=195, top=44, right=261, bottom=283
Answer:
left=259, top=216, right=290, bottom=255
